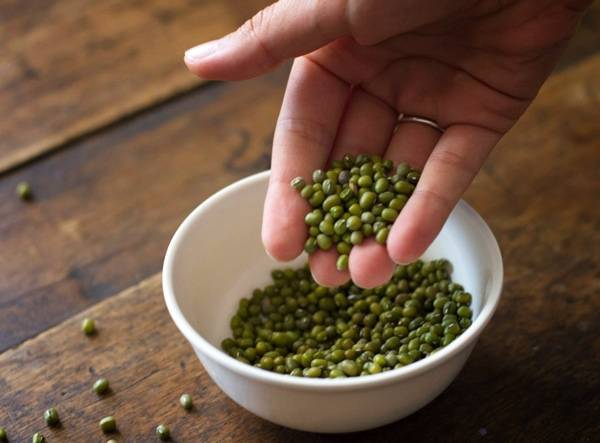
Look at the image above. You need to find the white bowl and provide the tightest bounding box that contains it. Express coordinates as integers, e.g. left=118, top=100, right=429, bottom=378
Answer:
left=162, top=170, right=503, bottom=433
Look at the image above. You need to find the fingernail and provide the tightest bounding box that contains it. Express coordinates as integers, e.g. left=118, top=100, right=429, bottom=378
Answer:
left=392, top=252, right=419, bottom=265
left=184, top=40, right=219, bottom=63
left=388, top=247, right=416, bottom=266
left=394, top=258, right=413, bottom=266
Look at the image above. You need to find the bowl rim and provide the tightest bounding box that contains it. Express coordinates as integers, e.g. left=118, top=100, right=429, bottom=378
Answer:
left=162, top=170, right=503, bottom=391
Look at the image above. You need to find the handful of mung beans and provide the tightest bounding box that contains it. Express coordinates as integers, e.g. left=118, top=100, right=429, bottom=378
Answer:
left=222, top=259, right=473, bottom=378
left=291, top=153, right=420, bottom=270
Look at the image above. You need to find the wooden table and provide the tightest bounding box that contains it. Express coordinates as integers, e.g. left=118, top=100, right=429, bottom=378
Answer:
left=1, top=2, right=598, bottom=441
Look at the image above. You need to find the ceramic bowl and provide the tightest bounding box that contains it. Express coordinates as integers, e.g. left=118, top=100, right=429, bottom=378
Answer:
left=162, top=170, right=503, bottom=433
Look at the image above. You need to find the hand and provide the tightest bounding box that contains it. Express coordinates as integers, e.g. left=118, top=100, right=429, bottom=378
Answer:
left=184, top=0, right=589, bottom=288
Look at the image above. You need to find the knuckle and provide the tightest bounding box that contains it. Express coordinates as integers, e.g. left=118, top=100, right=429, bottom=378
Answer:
left=247, top=7, right=268, bottom=34
left=346, top=0, right=386, bottom=45
left=240, top=7, right=277, bottom=64
left=427, top=148, right=475, bottom=176
left=412, top=188, right=453, bottom=213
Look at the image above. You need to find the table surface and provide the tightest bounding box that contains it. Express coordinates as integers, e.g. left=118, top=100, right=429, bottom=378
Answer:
left=1, top=1, right=599, bottom=442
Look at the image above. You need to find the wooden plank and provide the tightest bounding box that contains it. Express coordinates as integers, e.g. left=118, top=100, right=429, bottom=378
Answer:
left=0, top=65, right=288, bottom=351
left=0, top=0, right=270, bottom=173
left=0, top=275, right=290, bottom=442
left=0, top=56, right=598, bottom=442
left=0, top=87, right=598, bottom=441
left=0, top=42, right=597, bottom=356
left=1, top=1, right=597, bottom=175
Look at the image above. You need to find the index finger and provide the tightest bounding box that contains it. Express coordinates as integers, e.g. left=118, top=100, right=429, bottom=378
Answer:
left=184, top=0, right=347, bottom=80
left=262, top=57, right=349, bottom=261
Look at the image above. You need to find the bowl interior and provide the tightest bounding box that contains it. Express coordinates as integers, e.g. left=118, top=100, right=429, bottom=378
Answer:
left=166, top=171, right=502, bottom=351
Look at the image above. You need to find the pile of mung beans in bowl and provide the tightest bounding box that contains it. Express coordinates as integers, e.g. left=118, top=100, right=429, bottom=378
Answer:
left=162, top=169, right=503, bottom=433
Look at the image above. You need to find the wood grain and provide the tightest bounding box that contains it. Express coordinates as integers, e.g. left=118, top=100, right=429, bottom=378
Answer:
left=0, top=65, right=287, bottom=351
left=0, top=56, right=598, bottom=442
left=0, top=275, right=289, bottom=443
left=0, top=0, right=270, bottom=173
left=1, top=0, right=597, bottom=176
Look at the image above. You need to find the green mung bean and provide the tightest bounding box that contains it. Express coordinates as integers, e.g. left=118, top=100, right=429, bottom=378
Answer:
left=336, top=254, right=349, bottom=271
left=407, top=171, right=421, bottom=184
left=99, top=416, right=117, bottom=433
left=180, top=393, right=193, bottom=410
left=43, top=408, right=59, bottom=427
left=293, top=154, right=421, bottom=260
left=291, top=177, right=305, bottom=191
left=17, top=181, right=32, bottom=201
left=300, top=185, right=314, bottom=198
left=350, top=231, right=364, bottom=245
left=82, top=317, right=96, bottom=335
left=222, top=260, right=472, bottom=378
left=93, top=378, right=110, bottom=395
left=156, top=424, right=170, bottom=441
left=375, top=227, right=389, bottom=244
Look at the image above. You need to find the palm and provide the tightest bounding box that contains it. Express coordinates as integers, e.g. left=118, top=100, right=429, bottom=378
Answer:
left=314, top=0, right=582, bottom=135
left=186, top=0, right=588, bottom=288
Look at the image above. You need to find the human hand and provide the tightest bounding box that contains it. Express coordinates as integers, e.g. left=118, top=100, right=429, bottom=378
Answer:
left=184, top=0, right=589, bottom=288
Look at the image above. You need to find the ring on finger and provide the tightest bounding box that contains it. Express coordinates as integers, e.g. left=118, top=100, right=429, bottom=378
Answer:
left=396, top=113, right=445, bottom=133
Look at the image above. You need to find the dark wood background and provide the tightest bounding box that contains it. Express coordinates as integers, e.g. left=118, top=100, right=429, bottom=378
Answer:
left=0, top=1, right=598, bottom=442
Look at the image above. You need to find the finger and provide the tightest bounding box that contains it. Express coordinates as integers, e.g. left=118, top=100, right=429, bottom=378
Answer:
left=262, top=58, right=349, bottom=261
left=349, top=239, right=396, bottom=289
left=318, top=87, right=396, bottom=286
left=325, top=89, right=395, bottom=287
left=346, top=122, right=441, bottom=283
left=387, top=125, right=499, bottom=264
left=385, top=121, right=441, bottom=168
left=329, top=88, right=397, bottom=162
left=184, top=0, right=347, bottom=80
left=309, top=250, right=351, bottom=287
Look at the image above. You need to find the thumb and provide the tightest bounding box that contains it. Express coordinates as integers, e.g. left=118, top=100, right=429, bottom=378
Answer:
left=184, top=0, right=347, bottom=80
